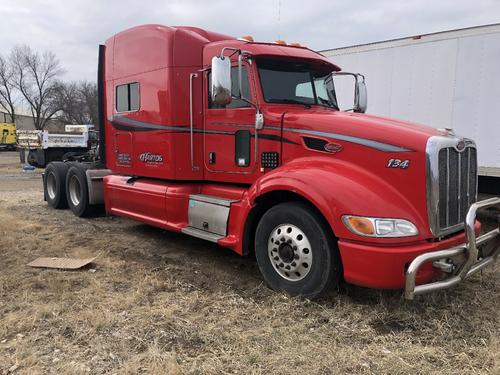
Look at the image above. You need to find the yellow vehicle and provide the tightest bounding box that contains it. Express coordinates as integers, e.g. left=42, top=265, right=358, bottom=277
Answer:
left=0, top=122, right=17, bottom=151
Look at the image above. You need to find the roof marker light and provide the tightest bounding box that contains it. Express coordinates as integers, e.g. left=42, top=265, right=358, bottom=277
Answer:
left=275, top=40, right=287, bottom=45
left=290, top=42, right=302, bottom=47
left=240, top=35, right=254, bottom=42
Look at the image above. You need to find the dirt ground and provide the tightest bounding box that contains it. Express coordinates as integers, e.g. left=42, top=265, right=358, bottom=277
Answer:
left=0, top=151, right=498, bottom=374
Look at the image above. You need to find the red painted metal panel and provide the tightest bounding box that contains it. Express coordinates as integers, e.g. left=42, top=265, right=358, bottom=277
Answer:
left=338, top=221, right=481, bottom=289
left=104, top=175, right=168, bottom=228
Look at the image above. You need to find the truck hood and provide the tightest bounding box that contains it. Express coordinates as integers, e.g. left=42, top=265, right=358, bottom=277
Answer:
left=282, top=109, right=445, bottom=153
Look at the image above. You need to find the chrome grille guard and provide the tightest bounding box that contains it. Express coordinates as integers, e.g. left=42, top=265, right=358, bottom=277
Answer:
left=405, top=197, right=500, bottom=300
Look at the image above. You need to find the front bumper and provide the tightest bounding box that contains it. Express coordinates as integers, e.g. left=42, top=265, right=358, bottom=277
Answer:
left=405, top=198, right=500, bottom=299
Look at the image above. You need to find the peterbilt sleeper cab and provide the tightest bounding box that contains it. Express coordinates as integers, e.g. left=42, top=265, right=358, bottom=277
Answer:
left=42, top=25, right=500, bottom=299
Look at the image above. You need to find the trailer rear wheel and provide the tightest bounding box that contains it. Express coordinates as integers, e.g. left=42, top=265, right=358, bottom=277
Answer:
left=66, top=165, right=92, bottom=217
left=255, top=202, right=340, bottom=299
left=27, top=150, right=39, bottom=167
left=44, top=162, right=69, bottom=209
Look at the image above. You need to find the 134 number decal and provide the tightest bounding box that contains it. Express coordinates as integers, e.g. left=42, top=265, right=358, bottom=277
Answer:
left=387, top=159, right=410, bottom=169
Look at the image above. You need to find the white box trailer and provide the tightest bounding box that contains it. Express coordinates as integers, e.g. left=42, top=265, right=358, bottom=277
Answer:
left=322, top=24, right=500, bottom=181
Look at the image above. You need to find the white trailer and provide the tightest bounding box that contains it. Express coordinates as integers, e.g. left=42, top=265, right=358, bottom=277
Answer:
left=322, top=24, right=500, bottom=180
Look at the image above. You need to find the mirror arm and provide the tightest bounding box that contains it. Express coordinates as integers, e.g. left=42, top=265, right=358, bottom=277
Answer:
left=238, top=54, right=243, bottom=99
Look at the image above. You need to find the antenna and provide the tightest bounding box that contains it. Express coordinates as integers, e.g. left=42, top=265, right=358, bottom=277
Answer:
left=277, top=0, right=281, bottom=40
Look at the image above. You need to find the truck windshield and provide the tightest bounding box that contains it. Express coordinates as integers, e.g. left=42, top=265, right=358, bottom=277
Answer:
left=257, top=58, right=338, bottom=109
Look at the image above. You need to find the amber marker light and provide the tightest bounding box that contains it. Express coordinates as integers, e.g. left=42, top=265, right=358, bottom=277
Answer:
left=275, top=40, right=287, bottom=45
left=289, top=42, right=302, bottom=47
left=343, top=216, right=375, bottom=236
left=241, top=35, right=254, bottom=42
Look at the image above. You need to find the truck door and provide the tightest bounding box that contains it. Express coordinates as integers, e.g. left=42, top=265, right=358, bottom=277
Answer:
left=204, top=64, right=258, bottom=179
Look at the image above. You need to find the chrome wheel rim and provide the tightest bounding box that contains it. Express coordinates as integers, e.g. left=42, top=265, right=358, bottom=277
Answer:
left=46, top=172, right=57, bottom=200
left=268, top=223, right=312, bottom=281
left=68, top=175, right=81, bottom=206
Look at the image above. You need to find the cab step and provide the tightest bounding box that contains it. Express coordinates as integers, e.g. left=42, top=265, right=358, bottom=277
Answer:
left=181, top=226, right=224, bottom=243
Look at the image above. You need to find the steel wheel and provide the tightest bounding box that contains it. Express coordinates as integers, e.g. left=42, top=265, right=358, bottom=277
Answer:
left=46, top=172, right=57, bottom=200
left=268, top=223, right=313, bottom=281
left=68, top=174, right=82, bottom=207
left=255, top=201, right=341, bottom=298
left=65, top=164, right=94, bottom=217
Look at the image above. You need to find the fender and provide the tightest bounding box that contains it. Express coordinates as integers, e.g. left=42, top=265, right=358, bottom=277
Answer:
left=238, top=156, right=431, bottom=246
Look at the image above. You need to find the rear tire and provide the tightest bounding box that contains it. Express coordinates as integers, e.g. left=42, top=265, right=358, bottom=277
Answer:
left=66, top=165, right=93, bottom=217
left=44, top=162, right=69, bottom=209
left=27, top=150, right=39, bottom=167
left=255, top=202, right=341, bottom=299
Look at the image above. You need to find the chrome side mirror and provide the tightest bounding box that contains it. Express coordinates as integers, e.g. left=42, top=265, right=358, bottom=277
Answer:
left=354, top=76, right=367, bottom=113
left=211, top=56, right=232, bottom=105
left=331, top=72, right=367, bottom=113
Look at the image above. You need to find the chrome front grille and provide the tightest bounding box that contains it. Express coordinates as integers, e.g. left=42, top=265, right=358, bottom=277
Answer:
left=427, top=136, right=478, bottom=237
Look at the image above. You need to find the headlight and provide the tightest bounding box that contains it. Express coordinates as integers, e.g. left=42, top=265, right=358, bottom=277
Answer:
left=342, top=215, right=418, bottom=238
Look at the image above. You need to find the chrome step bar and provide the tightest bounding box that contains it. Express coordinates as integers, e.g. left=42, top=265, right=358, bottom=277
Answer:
left=181, top=226, right=223, bottom=243
left=405, top=197, right=500, bottom=300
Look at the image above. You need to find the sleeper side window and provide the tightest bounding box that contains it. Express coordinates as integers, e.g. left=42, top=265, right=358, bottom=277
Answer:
left=208, top=66, right=251, bottom=109
left=116, top=82, right=140, bottom=112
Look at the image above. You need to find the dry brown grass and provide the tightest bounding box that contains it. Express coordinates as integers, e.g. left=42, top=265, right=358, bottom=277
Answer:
left=0, top=151, right=499, bottom=374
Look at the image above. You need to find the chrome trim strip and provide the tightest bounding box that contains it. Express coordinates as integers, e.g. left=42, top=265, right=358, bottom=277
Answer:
left=405, top=197, right=500, bottom=299
left=467, top=148, right=471, bottom=207
left=457, top=151, right=462, bottom=222
left=446, top=148, right=450, bottom=227
left=283, top=127, right=413, bottom=152
left=110, top=116, right=414, bottom=153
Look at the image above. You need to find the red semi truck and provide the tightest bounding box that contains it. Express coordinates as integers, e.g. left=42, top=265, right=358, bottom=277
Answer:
left=42, top=25, right=500, bottom=299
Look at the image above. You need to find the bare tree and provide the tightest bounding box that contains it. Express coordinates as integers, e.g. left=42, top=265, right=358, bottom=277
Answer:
left=53, top=81, right=98, bottom=126
left=0, top=54, right=17, bottom=123
left=11, top=45, right=64, bottom=130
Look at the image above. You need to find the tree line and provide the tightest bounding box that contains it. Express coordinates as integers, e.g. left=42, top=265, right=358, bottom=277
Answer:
left=0, top=45, right=97, bottom=130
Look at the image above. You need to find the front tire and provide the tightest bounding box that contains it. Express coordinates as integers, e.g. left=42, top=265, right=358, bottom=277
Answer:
left=255, top=202, right=341, bottom=299
left=66, top=165, right=92, bottom=217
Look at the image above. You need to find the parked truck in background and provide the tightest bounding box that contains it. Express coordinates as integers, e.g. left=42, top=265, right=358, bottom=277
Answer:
left=0, top=122, right=16, bottom=151
left=321, top=23, right=500, bottom=192
left=41, top=25, right=500, bottom=300
left=17, top=124, right=97, bottom=167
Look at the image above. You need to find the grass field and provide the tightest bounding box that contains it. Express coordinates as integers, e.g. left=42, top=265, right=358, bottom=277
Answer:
left=0, top=151, right=498, bottom=374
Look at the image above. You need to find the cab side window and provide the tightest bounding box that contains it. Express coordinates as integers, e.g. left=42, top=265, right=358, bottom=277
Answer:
left=116, top=82, right=140, bottom=112
left=208, top=66, right=251, bottom=109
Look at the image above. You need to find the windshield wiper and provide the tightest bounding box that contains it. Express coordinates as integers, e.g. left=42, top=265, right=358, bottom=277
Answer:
left=268, top=99, right=312, bottom=109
